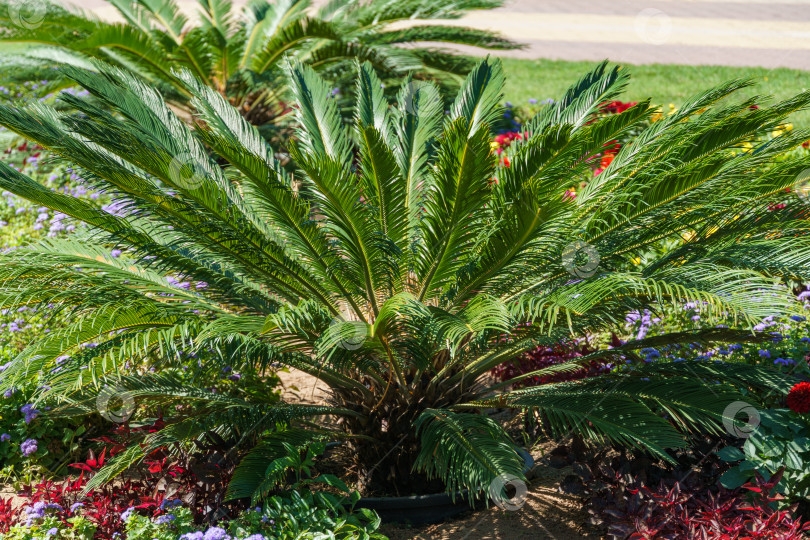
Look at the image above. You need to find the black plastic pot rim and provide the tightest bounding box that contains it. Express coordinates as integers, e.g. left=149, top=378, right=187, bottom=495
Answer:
left=354, top=447, right=534, bottom=508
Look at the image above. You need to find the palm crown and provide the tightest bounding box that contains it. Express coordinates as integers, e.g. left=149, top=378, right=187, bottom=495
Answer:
left=0, top=57, right=809, bottom=498
left=0, top=0, right=517, bottom=126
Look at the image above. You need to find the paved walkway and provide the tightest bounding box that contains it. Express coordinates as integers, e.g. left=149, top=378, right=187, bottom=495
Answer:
left=69, top=0, right=810, bottom=70
left=446, top=0, right=810, bottom=69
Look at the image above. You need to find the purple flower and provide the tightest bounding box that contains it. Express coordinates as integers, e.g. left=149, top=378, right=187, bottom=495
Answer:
left=203, top=527, right=231, bottom=540
left=21, top=403, right=40, bottom=424
left=242, top=536, right=266, bottom=540
left=120, top=507, right=135, bottom=521
left=758, top=349, right=771, bottom=359
left=111, top=249, right=122, bottom=258
left=21, top=439, right=38, bottom=457
left=160, top=499, right=183, bottom=510
left=791, top=315, right=806, bottom=322
left=155, top=514, right=176, bottom=525
left=528, top=98, right=537, bottom=104
left=70, top=502, right=84, bottom=513
left=46, top=527, right=58, bottom=536
left=0, top=434, right=9, bottom=442
left=180, top=533, right=204, bottom=540
left=799, top=291, right=810, bottom=300
left=26, top=501, right=46, bottom=518
left=774, top=358, right=795, bottom=366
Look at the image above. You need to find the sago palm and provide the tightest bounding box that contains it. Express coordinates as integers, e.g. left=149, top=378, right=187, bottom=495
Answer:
left=0, top=0, right=517, bottom=127
left=1, top=58, right=809, bottom=499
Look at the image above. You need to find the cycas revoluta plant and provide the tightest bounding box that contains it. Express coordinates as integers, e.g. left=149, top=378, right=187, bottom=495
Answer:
left=1, top=57, right=810, bottom=500
left=0, top=0, right=517, bottom=128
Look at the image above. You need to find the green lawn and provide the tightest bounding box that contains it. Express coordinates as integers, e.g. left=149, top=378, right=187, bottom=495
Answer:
left=501, top=58, right=810, bottom=128
left=3, top=42, right=809, bottom=128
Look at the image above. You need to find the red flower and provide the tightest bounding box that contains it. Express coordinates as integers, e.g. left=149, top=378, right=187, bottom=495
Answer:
left=600, top=154, right=615, bottom=169
left=803, top=141, right=810, bottom=149
left=787, top=382, right=810, bottom=413
left=600, top=101, right=637, bottom=115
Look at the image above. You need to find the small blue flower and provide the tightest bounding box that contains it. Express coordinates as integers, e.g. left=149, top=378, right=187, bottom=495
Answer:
left=758, top=349, right=771, bottom=358
left=155, top=514, right=176, bottom=525
left=791, top=315, right=806, bottom=322
left=120, top=507, right=135, bottom=521
left=203, top=527, right=231, bottom=540
left=774, top=358, right=795, bottom=366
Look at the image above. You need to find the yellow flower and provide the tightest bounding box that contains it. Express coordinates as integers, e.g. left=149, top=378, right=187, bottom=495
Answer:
left=489, top=141, right=499, bottom=149
left=631, top=257, right=641, bottom=265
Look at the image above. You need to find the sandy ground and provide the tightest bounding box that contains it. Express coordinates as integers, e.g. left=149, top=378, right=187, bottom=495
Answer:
left=380, top=470, right=593, bottom=540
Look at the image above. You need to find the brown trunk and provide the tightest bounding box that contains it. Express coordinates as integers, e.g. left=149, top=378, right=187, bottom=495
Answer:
left=333, top=375, right=479, bottom=496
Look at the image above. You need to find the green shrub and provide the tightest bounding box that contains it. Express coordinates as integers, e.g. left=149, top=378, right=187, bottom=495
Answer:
left=0, top=510, right=96, bottom=539
left=123, top=495, right=386, bottom=540
left=719, top=408, right=810, bottom=505
left=2, top=57, right=810, bottom=499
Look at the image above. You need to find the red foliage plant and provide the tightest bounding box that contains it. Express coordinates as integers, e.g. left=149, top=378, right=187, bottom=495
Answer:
left=0, top=421, right=239, bottom=538
left=490, top=339, right=610, bottom=388
left=593, top=468, right=810, bottom=539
